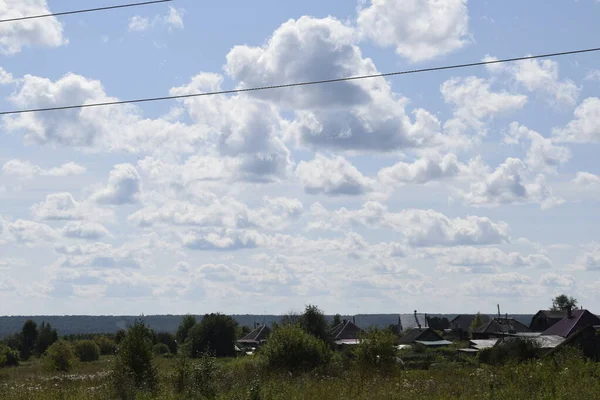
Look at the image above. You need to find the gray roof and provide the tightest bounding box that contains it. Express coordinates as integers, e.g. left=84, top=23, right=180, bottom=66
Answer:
left=237, top=325, right=271, bottom=344
left=450, top=314, right=491, bottom=331
left=415, top=340, right=453, bottom=346
left=469, top=339, right=498, bottom=350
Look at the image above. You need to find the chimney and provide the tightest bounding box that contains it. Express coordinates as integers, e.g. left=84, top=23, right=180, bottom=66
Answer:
left=567, top=306, right=573, bottom=319
left=414, top=310, right=421, bottom=329
left=352, top=316, right=356, bottom=324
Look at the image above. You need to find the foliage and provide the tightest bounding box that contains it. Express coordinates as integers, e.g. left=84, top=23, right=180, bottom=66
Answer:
left=44, top=340, right=75, bottom=372
left=171, top=353, right=218, bottom=398
left=2, top=333, right=20, bottom=351
left=299, top=304, right=329, bottom=342
left=478, top=338, right=540, bottom=365
left=237, top=325, right=252, bottom=339
left=354, top=328, right=398, bottom=372
left=280, top=310, right=301, bottom=326
left=94, top=336, right=117, bottom=355
left=551, top=294, right=578, bottom=311
left=19, top=320, right=38, bottom=361
left=112, top=319, right=158, bottom=395
left=153, top=343, right=171, bottom=356
left=115, top=329, right=126, bottom=344
left=469, top=312, right=485, bottom=331
left=260, top=323, right=332, bottom=373
left=331, top=314, right=342, bottom=328
left=0, top=344, right=19, bottom=367
left=426, top=316, right=450, bottom=331
left=186, top=313, right=238, bottom=358
left=157, top=332, right=177, bottom=355
left=176, top=314, right=196, bottom=344
left=35, top=322, right=58, bottom=357
left=74, top=340, right=100, bottom=362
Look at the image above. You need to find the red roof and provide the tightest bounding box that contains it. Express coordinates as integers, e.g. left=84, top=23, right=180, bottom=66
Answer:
left=541, top=310, right=600, bottom=338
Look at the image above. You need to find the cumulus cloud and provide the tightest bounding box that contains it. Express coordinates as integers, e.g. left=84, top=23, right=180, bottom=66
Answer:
left=505, top=122, right=571, bottom=173
left=540, top=273, right=575, bottom=288
left=182, top=230, right=262, bottom=251
left=2, top=159, right=86, bottom=179
left=128, top=7, right=184, bottom=32
left=0, top=0, right=67, bottom=54
left=461, top=273, right=535, bottom=297
left=572, top=172, right=600, bottom=189
left=128, top=16, right=150, bottom=32
left=0, top=67, right=14, bottom=84
left=441, top=77, right=528, bottom=130
left=310, top=201, right=510, bottom=247
left=586, top=70, right=600, bottom=81
left=553, top=97, right=600, bottom=143
left=357, top=0, right=470, bottom=62
left=296, top=155, right=375, bottom=196
left=429, top=246, right=554, bottom=270
left=571, top=247, right=600, bottom=271
left=61, top=222, right=110, bottom=240
left=91, top=164, right=141, bottom=205
left=31, top=193, right=83, bottom=221
left=5, top=219, right=58, bottom=245
left=486, top=56, right=580, bottom=107
left=225, top=16, right=445, bottom=152
left=460, top=158, right=562, bottom=209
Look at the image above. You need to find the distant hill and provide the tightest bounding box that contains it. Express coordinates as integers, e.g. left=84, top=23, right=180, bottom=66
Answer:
left=0, top=314, right=535, bottom=338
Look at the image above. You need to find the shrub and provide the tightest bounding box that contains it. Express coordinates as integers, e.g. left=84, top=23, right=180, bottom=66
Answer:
left=186, top=314, right=238, bottom=358
left=95, top=336, right=117, bottom=355
left=44, top=340, right=75, bottom=372
left=157, top=332, right=177, bottom=355
left=74, top=340, right=100, bottom=362
left=153, top=343, right=170, bottom=356
left=479, top=338, right=540, bottom=366
left=112, top=319, right=158, bottom=396
left=171, top=353, right=218, bottom=398
left=0, top=344, right=19, bottom=367
left=260, top=324, right=332, bottom=373
left=354, top=328, right=398, bottom=372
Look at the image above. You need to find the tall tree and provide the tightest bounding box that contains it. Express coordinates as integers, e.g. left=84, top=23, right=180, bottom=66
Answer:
left=176, top=314, right=197, bottom=343
left=281, top=311, right=301, bottom=326
left=331, top=314, right=342, bottom=328
left=35, top=322, right=58, bottom=356
left=186, top=313, right=238, bottom=358
left=470, top=312, right=484, bottom=331
left=299, top=304, right=328, bottom=342
left=551, top=294, right=578, bottom=311
left=20, top=320, right=38, bottom=360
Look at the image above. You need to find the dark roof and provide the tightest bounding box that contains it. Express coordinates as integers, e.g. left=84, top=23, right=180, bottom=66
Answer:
left=450, top=314, right=491, bottom=331
left=541, top=310, right=600, bottom=338
left=397, top=328, right=443, bottom=345
left=329, top=320, right=363, bottom=341
left=472, top=318, right=531, bottom=334
left=237, top=325, right=271, bottom=344
left=533, top=310, right=568, bottom=320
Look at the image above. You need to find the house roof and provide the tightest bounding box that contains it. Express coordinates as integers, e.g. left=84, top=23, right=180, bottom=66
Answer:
left=415, top=340, right=453, bottom=347
left=472, top=318, right=531, bottom=334
left=237, top=325, right=271, bottom=343
left=469, top=339, right=498, bottom=350
left=329, top=320, right=363, bottom=340
left=533, top=310, right=568, bottom=320
left=495, top=335, right=565, bottom=349
left=397, top=328, right=443, bottom=345
left=450, top=314, right=491, bottom=331
left=541, top=310, right=600, bottom=338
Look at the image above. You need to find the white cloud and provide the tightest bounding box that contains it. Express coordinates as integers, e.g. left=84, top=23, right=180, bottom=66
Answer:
left=460, top=158, right=562, bottom=209
left=378, top=153, right=484, bottom=185
left=486, top=56, right=580, bottom=107
left=6, top=219, right=58, bottom=245
left=553, top=97, right=600, bottom=143
left=441, top=77, right=528, bottom=130
left=310, top=201, right=510, bottom=247
left=225, top=16, right=445, bottom=152
left=0, top=0, right=67, bottom=54
left=572, top=172, right=600, bottom=188
left=165, top=7, right=184, bottom=29
left=91, top=164, right=141, bottom=205
left=357, top=0, right=470, bottom=62
left=61, top=222, right=110, bottom=240
left=2, top=159, right=86, bottom=179
left=505, top=122, right=571, bottom=173
left=128, top=7, right=184, bottom=32
left=461, top=273, right=536, bottom=297
left=30, top=192, right=113, bottom=222
left=296, top=155, right=375, bottom=196
left=571, top=247, right=600, bottom=271
left=586, top=70, right=600, bottom=81
left=128, top=16, right=150, bottom=32
left=182, top=230, right=263, bottom=251
left=429, top=246, right=554, bottom=270
left=0, top=67, right=13, bottom=84
left=540, top=273, right=575, bottom=288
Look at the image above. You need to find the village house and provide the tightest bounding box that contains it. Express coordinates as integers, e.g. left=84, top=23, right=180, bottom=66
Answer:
left=329, top=318, right=364, bottom=348
left=397, top=328, right=452, bottom=348
left=237, top=324, right=271, bottom=349
left=471, top=317, right=531, bottom=339
left=529, top=310, right=567, bottom=332
left=450, top=314, right=491, bottom=340
left=541, top=309, right=600, bottom=338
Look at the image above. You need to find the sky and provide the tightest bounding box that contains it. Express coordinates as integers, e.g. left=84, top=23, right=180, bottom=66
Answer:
left=1, top=0, right=600, bottom=316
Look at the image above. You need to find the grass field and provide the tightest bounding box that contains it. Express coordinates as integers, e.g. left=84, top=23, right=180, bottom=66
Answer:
left=2, top=349, right=600, bottom=400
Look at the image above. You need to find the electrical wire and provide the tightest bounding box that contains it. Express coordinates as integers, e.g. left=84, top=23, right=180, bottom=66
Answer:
left=0, top=0, right=174, bottom=23
left=1, top=46, right=599, bottom=116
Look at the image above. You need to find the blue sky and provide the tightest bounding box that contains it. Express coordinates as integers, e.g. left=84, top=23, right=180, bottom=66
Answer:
left=1, top=0, right=600, bottom=316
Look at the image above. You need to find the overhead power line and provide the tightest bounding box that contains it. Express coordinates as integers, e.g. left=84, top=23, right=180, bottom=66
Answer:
left=0, top=0, right=174, bottom=23
left=1, top=46, right=599, bottom=116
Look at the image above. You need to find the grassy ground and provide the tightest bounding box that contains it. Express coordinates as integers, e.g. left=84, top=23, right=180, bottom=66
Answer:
left=2, top=351, right=600, bottom=399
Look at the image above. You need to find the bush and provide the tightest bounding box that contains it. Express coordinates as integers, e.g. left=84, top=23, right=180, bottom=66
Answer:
left=354, top=328, right=398, bottom=372
left=153, top=343, right=170, bottom=356
left=171, top=353, right=218, bottom=398
left=112, top=319, right=158, bottom=397
left=478, top=338, right=540, bottom=366
left=95, top=336, right=117, bottom=355
left=260, top=324, right=332, bottom=373
left=0, top=344, right=19, bottom=367
left=157, top=332, right=177, bottom=355
left=44, top=340, right=75, bottom=372
left=186, top=314, right=238, bottom=358
left=74, top=340, right=101, bottom=362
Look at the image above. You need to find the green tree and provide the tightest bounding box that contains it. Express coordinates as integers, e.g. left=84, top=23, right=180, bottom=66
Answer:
left=354, top=328, right=398, bottom=372
left=112, top=319, right=158, bottom=393
left=551, top=294, right=578, bottom=311
left=157, top=332, right=177, bottom=354
left=44, top=340, right=75, bottom=372
left=0, top=343, right=19, bottom=367
left=299, top=304, right=329, bottom=342
left=280, top=311, right=301, bottom=326
left=331, top=314, right=342, bottom=328
left=470, top=312, right=485, bottom=331
left=115, top=329, right=126, bottom=344
left=95, top=336, right=117, bottom=355
left=35, top=322, right=58, bottom=356
left=176, top=314, right=197, bottom=343
left=237, top=325, right=252, bottom=339
left=74, top=340, right=100, bottom=362
left=152, top=343, right=170, bottom=356
left=260, top=324, right=332, bottom=373
left=186, top=313, right=238, bottom=358
left=19, top=320, right=38, bottom=360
